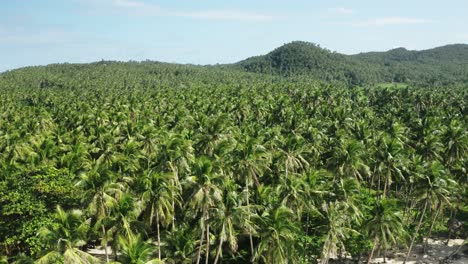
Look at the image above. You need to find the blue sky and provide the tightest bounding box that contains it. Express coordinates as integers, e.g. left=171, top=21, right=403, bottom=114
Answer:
left=1, top=0, right=468, bottom=72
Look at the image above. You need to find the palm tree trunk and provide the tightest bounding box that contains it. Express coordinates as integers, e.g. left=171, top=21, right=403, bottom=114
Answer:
left=196, top=208, right=206, bottom=264
left=321, top=235, right=331, bottom=264
left=246, top=183, right=254, bottom=256
left=156, top=210, right=161, bottom=260
left=445, top=236, right=467, bottom=260
left=213, top=234, right=223, bottom=264
left=367, top=237, right=378, bottom=264
left=424, top=203, right=441, bottom=252
left=102, top=226, right=109, bottom=263
left=383, top=174, right=388, bottom=198
left=445, top=209, right=454, bottom=245
left=383, top=247, right=387, bottom=263
left=404, top=199, right=428, bottom=264
left=205, top=222, right=210, bottom=264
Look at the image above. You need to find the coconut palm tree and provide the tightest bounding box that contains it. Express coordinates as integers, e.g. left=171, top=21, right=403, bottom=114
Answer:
left=77, top=164, right=124, bottom=263
left=106, top=193, right=144, bottom=261
left=186, top=156, right=223, bottom=264
left=116, top=233, right=163, bottom=264
left=36, top=206, right=100, bottom=264
left=254, top=205, right=300, bottom=264
left=404, top=161, right=457, bottom=263
left=137, top=170, right=180, bottom=260
left=212, top=178, right=258, bottom=264
left=365, top=199, right=407, bottom=263
left=320, top=200, right=360, bottom=264
left=231, top=134, right=271, bottom=255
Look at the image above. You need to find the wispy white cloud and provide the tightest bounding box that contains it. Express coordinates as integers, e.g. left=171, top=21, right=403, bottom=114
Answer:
left=361, top=17, right=432, bottom=26
left=111, top=0, right=144, bottom=8
left=172, top=10, right=274, bottom=21
left=0, top=29, right=74, bottom=45
left=82, top=0, right=275, bottom=21
left=330, top=7, right=354, bottom=15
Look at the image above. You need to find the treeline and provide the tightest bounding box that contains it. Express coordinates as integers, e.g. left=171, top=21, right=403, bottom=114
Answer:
left=0, top=63, right=466, bottom=263
left=237, top=41, right=468, bottom=86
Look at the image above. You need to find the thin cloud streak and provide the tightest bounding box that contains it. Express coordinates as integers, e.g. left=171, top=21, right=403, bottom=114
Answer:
left=86, top=0, right=276, bottom=21
left=362, top=17, right=432, bottom=26
left=331, top=7, right=354, bottom=14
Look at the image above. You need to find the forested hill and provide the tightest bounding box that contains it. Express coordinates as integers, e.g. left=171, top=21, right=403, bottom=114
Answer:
left=237, top=41, right=468, bottom=86
left=2, top=41, right=468, bottom=87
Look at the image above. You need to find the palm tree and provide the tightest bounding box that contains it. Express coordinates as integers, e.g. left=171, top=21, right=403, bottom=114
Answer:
left=442, top=119, right=467, bottom=166
left=231, top=135, right=271, bottom=255
left=157, top=131, right=195, bottom=230
left=327, top=138, right=370, bottom=182
left=404, top=161, right=456, bottom=263
left=276, top=133, right=311, bottom=177
left=107, top=193, right=144, bottom=261
left=372, top=133, right=406, bottom=197
left=162, top=224, right=198, bottom=264
left=137, top=170, right=180, bottom=260
left=320, top=201, right=360, bottom=264
left=116, top=233, right=163, bottom=264
left=77, top=164, right=124, bottom=263
left=365, top=199, right=407, bottom=263
left=36, top=206, right=100, bottom=264
left=212, top=178, right=258, bottom=264
left=186, top=156, right=223, bottom=264
left=254, top=205, right=300, bottom=264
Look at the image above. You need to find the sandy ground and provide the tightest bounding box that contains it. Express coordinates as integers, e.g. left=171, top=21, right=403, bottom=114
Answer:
left=87, top=239, right=467, bottom=263
left=368, top=239, right=467, bottom=264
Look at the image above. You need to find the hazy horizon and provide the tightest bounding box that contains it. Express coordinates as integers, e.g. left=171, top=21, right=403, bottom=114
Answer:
left=2, top=0, right=468, bottom=72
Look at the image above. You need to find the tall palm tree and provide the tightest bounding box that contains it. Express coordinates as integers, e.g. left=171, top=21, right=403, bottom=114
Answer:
left=365, top=199, right=407, bottom=263
left=404, top=161, right=456, bottom=263
left=186, top=156, right=223, bottom=264
left=137, top=170, right=180, bottom=260
left=107, top=193, right=144, bottom=261
left=212, top=179, right=258, bottom=264
left=77, top=164, right=124, bottom=263
left=254, top=205, right=300, bottom=264
left=320, top=201, right=360, bottom=264
left=327, top=138, right=370, bottom=182
left=36, top=206, right=100, bottom=264
left=231, top=134, right=271, bottom=255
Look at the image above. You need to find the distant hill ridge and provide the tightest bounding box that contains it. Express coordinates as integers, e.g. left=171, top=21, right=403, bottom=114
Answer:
left=236, top=41, right=468, bottom=85
left=2, top=41, right=468, bottom=86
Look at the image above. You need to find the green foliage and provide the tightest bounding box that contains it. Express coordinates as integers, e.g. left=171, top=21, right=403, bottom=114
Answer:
left=0, top=62, right=466, bottom=263
left=238, top=41, right=468, bottom=86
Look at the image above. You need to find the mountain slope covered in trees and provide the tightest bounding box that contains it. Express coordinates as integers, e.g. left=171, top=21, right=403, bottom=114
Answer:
left=237, top=41, right=468, bottom=85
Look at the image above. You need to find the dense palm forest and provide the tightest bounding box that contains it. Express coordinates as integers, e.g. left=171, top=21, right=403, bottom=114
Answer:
left=0, top=60, right=467, bottom=264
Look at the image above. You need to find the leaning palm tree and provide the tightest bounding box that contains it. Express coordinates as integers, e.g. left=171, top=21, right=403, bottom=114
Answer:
left=36, top=206, right=100, bottom=264
left=404, top=161, right=456, bottom=263
left=320, top=200, right=361, bottom=264
left=365, top=199, right=407, bottom=263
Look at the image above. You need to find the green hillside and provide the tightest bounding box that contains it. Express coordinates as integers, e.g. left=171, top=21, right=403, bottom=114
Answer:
left=237, top=41, right=468, bottom=86
left=0, top=44, right=467, bottom=264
